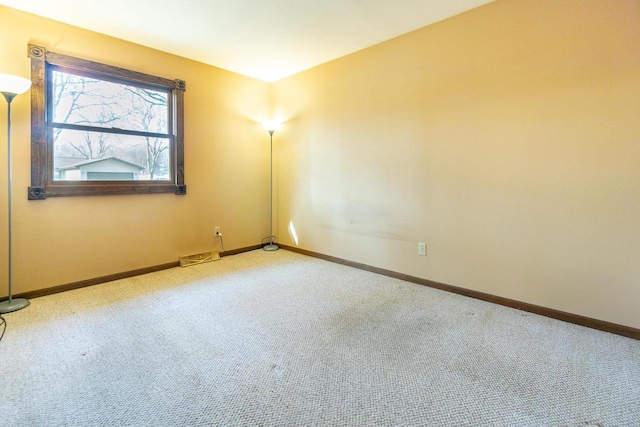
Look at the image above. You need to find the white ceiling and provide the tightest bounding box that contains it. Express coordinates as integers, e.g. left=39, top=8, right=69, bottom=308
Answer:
left=1, top=0, right=492, bottom=82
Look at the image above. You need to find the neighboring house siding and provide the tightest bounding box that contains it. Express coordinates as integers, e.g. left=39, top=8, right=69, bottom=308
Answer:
left=62, top=169, right=82, bottom=180
left=57, top=157, right=144, bottom=181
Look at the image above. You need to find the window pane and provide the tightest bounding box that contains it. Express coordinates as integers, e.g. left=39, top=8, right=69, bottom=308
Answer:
left=51, top=70, right=169, bottom=134
left=53, top=129, right=171, bottom=181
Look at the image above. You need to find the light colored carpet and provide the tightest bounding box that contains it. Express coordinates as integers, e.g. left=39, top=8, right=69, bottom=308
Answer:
left=1, top=249, right=638, bottom=426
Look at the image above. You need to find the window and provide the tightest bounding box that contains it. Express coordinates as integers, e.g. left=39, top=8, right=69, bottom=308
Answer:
left=28, top=44, right=186, bottom=199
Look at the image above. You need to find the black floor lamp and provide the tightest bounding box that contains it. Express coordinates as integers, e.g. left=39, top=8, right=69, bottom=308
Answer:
left=262, top=121, right=281, bottom=251
left=0, top=73, right=32, bottom=314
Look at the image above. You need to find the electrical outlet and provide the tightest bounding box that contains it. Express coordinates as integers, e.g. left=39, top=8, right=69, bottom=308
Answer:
left=215, top=226, right=221, bottom=236
left=418, top=242, right=426, bottom=256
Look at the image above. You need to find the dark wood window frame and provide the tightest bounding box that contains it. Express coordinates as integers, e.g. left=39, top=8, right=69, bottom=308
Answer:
left=27, top=44, right=186, bottom=199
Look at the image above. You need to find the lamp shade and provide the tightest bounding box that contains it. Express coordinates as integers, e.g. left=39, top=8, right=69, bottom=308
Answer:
left=0, top=73, right=32, bottom=95
left=262, top=120, right=281, bottom=132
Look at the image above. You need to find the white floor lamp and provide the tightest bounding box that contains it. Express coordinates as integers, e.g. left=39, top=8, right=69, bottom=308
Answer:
left=262, top=121, right=280, bottom=251
left=0, top=73, right=32, bottom=314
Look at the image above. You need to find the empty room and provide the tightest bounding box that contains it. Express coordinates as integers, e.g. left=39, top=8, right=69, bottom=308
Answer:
left=0, top=0, right=639, bottom=425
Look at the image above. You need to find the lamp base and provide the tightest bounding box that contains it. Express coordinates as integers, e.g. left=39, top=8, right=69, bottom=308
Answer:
left=263, top=244, right=279, bottom=252
left=0, top=297, right=30, bottom=314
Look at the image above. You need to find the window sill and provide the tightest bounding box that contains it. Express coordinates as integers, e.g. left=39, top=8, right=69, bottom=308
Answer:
left=28, top=183, right=187, bottom=199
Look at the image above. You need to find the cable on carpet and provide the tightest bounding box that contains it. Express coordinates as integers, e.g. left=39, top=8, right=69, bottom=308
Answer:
left=215, top=234, right=276, bottom=255
left=261, top=236, right=277, bottom=245
left=0, top=314, right=6, bottom=343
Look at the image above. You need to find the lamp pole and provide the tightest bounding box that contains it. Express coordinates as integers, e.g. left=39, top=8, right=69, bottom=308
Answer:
left=0, top=73, right=32, bottom=314
left=263, top=122, right=279, bottom=251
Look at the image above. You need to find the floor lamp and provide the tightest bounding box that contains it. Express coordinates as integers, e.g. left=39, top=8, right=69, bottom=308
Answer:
left=0, top=73, right=32, bottom=314
left=262, top=121, right=280, bottom=251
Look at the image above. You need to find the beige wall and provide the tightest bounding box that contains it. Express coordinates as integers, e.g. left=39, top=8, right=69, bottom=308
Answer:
left=273, top=0, right=640, bottom=328
left=0, top=6, right=273, bottom=295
